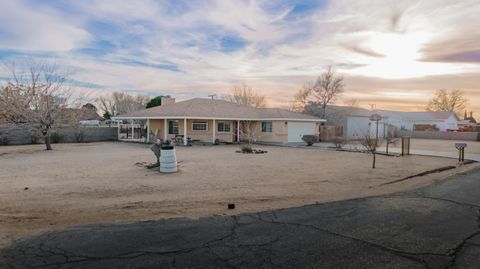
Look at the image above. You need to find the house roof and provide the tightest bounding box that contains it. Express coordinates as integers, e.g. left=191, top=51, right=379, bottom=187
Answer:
left=377, top=111, right=459, bottom=122
left=115, top=98, right=324, bottom=121
left=323, top=105, right=459, bottom=122
left=58, top=108, right=103, bottom=124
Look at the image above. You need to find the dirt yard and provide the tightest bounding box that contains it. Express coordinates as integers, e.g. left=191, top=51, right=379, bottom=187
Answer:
left=0, top=142, right=477, bottom=247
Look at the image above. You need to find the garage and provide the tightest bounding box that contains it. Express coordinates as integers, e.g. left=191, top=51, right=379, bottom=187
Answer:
left=287, top=122, right=317, bottom=143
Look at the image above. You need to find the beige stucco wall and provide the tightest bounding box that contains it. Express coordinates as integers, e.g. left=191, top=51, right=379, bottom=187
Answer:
left=149, top=119, right=234, bottom=143
left=149, top=119, right=319, bottom=144
left=249, top=120, right=289, bottom=143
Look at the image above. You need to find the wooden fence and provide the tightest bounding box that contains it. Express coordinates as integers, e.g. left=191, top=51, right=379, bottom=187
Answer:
left=319, top=126, right=343, bottom=141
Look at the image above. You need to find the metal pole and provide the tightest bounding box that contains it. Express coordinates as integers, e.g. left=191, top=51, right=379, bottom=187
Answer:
left=373, top=119, right=379, bottom=168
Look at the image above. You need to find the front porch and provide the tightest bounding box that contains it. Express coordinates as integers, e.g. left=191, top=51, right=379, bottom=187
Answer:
left=118, top=118, right=242, bottom=145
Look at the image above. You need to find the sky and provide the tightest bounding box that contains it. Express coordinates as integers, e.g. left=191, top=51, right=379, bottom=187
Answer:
left=0, top=0, right=479, bottom=114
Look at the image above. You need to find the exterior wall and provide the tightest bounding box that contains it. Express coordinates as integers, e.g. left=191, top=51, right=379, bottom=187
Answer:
left=250, top=120, right=317, bottom=143
left=148, top=119, right=234, bottom=143
left=396, top=130, right=479, bottom=141
left=346, top=116, right=388, bottom=139
left=186, top=119, right=233, bottom=143
left=0, top=126, right=117, bottom=145
left=149, top=119, right=165, bottom=140
left=148, top=119, right=321, bottom=144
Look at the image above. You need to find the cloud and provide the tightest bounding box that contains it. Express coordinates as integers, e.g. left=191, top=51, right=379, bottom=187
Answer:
left=0, top=0, right=478, bottom=114
left=0, top=0, right=91, bottom=51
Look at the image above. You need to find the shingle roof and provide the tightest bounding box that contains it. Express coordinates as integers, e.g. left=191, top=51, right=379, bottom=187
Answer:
left=115, top=98, right=323, bottom=121
left=58, top=108, right=103, bottom=124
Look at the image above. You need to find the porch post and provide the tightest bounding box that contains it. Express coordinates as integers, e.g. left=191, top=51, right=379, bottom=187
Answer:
left=212, top=119, right=216, bottom=143
left=237, top=120, right=240, bottom=142
left=131, top=120, right=134, bottom=139
left=164, top=118, right=168, bottom=141
left=183, top=118, right=187, bottom=145
left=117, top=121, right=121, bottom=140
left=146, top=119, right=150, bottom=143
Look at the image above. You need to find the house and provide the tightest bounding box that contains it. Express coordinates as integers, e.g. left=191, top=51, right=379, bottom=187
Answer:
left=322, top=105, right=460, bottom=139
left=384, top=111, right=459, bottom=132
left=321, top=105, right=392, bottom=139
left=113, top=98, right=325, bottom=144
left=58, top=108, right=103, bottom=126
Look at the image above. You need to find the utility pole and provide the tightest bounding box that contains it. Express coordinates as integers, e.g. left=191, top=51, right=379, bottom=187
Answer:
left=208, top=94, right=217, bottom=100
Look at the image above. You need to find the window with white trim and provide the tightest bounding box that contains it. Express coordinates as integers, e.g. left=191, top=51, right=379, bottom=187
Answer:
left=261, top=121, right=272, bottom=132
left=168, top=120, right=179, bottom=134
left=192, top=121, right=208, bottom=131
left=217, top=122, right=231, bottom=132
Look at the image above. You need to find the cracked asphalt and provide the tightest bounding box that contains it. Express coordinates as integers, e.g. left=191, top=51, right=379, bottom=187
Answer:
left=1, top=168, right=480, bottom=268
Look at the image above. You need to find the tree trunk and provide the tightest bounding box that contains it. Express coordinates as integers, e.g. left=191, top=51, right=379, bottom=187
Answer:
left=45, top=135, right=52, bottom=150
left=372, top=151, right=376, bottom=168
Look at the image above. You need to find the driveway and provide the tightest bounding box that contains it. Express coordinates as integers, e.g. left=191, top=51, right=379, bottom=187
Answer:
left=1, top=168, right=480, bottom=268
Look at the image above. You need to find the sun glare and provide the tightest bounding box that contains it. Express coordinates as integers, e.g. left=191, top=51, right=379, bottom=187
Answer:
left=345, top=32, right=467, bottom=79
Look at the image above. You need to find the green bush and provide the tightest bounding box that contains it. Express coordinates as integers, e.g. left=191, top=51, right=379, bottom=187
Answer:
left=301, top=135, right=318, bottom=146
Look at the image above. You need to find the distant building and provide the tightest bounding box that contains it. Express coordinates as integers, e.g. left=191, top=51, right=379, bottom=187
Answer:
left=58, top=108, right=103, bottom=126
left=311, top=105, right=461, bottom=139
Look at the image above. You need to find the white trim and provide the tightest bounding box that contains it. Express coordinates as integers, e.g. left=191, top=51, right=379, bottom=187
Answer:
left=237, top=120, right=240, bottom=142
left=212, top=119, right=216, bottom=143
left=113, top=116, right=325, bottom=122
left=163, top=119, right=167, bottom=141
left=146, top=119, right=150, bottom=143
left=183, top=118, right=187, bottom=145
left=191, top=121, right=208, bottom=132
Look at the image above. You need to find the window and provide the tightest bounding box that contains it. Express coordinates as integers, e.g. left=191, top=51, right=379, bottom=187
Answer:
left=192, top=121, right=208, bottom=131
left=217, top=122, right=231, bottom=132
left=168, top=121, right=179, bottom=134
left=262, top=121, right=272, bottom=132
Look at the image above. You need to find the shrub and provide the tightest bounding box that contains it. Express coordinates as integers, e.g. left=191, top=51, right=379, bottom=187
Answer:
left=50, top=132, right=63, bottom=144
left=240, top=144, right=253, bottom=153
left=330, top=136, right=346, bottom=149
left=301, top=135, right=318, bottom=146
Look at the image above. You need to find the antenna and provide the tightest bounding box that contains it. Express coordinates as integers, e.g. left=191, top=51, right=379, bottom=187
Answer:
left=208, top=94, right=217, bottom=100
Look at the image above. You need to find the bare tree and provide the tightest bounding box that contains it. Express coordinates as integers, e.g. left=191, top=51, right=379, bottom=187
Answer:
left=427, top=89, right=468, bottom=114
left=0, top=60, right=72, bottom=150
left=226, top=82, right=266, bottom=108
left=98, top=92, right=149, bottom=118
left=292, top=66, right=344, bottom=118
left=360, top=130, right=382, bottom=169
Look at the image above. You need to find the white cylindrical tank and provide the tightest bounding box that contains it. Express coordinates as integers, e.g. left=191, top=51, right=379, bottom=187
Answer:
left=160, top=146, right=177, bottom=173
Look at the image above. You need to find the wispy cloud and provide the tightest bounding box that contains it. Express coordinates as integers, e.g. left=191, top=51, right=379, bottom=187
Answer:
left=0, top=0, right=479, bottom=113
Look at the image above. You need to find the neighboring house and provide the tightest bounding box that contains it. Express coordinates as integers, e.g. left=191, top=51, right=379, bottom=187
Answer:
left=322, top=105, right=460, bottom=139
left=58, top=108, right=103, bottom=126
left=384, top=111, right=459, bottom=132
left=113, top=98, right=325, bottom=144
left=320, top=105, right=391, bottom=139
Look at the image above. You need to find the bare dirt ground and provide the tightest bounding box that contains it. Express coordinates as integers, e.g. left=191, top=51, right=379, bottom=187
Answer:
left=0, top=142, right=477, bottom=248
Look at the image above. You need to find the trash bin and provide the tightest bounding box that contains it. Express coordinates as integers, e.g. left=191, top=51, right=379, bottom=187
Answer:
left=160, top=145, right=177, bottom=173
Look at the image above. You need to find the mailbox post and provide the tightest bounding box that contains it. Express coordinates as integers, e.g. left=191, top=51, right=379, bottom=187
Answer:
left=455, top=143, right=467, bottom=162
left=369, top=113, right=382, bottom=169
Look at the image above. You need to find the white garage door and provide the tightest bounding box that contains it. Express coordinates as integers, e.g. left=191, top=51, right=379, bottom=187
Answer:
left=288, top=122, right=317, bottom=143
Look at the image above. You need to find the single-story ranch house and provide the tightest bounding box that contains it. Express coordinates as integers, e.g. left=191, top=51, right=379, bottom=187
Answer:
left=113, top=98, right=325, bottom=145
